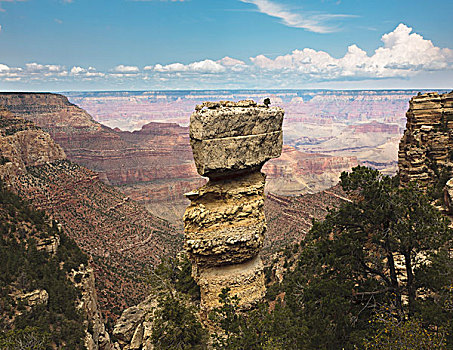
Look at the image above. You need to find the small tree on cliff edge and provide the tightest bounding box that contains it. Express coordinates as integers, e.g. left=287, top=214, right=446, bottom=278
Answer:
left=282, top=166, right=453, bottom=348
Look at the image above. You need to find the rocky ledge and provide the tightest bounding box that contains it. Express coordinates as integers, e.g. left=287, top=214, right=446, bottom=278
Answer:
left=398, top=92, right=453, bottom=188
left=184, top=100, right=283, bottom=310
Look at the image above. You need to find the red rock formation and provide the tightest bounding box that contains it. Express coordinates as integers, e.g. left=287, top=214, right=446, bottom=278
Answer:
left=348, top=121, right=401, bottom=134
left=0, top=93, right=362, bottom=226
left=263, top=185, right=348, bottom=261
left=0, top=93, right=199, bottom=186
left=263, top=145, right=357, bottom=195
left=0, top=110, right=181, bottom=323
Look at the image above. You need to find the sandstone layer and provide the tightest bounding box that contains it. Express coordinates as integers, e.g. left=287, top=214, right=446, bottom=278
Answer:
left=263, top=145, right=357, bottom=195
left=0, top=93, right=360, bottom=229
left=184, top=100, right=283, bottom=310
left=0, top=109, right=181, bottom=323
left=398, top=92, right=453, bottom=188
left=0, top=93, right=202, bottom=224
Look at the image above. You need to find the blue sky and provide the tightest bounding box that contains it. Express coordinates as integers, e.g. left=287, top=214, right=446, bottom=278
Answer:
left=0, top=0, right=452, bottom=91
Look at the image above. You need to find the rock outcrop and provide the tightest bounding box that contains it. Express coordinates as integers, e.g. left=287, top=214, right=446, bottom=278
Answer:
left=0, top=93, right=202, bottom=223
left=70, top=264, right=113, bottom=350
left=445, top=178, right=453, bottom=214
left=263, top=145, right=357, bottom=195
left=17, top=289, right=49, bottom=307
left=112, top=296, right=157, bottom=350
left=398, top=92, right=453, bottom=188
left=184, top=100, right=283, bottom=310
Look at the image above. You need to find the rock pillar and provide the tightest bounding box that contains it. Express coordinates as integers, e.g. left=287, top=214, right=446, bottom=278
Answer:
left=398, top=92, right=453, bottom=188
left=183, top=100, right=284, bottom=310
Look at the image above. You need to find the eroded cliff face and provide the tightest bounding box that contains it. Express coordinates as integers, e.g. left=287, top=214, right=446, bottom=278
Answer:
left=70, top=265, right=113, bottom=350
left=0, top=107, right=66, bottom=177
left=0, top=109, right=114, bottom=349
left=0, top=93, right=203, bottom=225
left=0, top=109, right=181, bottom=326
left=263, top=145, right=357, bottom=195
left=0, top=93, right=360, bottom=229
left=398, top=92, right=453, bottom=187
left=184, top=100, right=283, bottom=310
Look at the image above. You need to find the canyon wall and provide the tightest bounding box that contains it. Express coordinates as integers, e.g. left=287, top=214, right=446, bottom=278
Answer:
left=263, top=145, right=357, bottom=195
left=0, top=93, right=356, bottom=227
left=184, top=100, right=283, bottom=310
left=0, top=108, right=181, bottom=323
left=0, top=107, right=113, bottom=349
left=398, top=92, right=453, bottom=188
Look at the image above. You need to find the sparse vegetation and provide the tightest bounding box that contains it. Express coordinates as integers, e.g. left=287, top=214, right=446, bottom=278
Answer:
left=205, top=166, right=453, bottom=349
left=0, top=180, right=87, bottom=348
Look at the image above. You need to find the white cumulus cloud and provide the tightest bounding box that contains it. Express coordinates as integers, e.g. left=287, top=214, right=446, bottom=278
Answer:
left=70, top=66, right=86, bottom=75
left=0, top=63, right=9, bottom=72
left=153, top=59, right=226, bottom=73
left=112, top=65, right=140, bottom=73
left=249, top=23, right=453, bottom=80
left=70, top=66, right=105, bottom=77
left=217, top=56, right=246, bottom=67
left=25, top=63, right=68, bottom=77
left=1, top=24, right=452, bottom=88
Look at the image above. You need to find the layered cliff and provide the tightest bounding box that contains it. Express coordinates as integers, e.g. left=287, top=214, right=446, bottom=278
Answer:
left=263, top=145, right=357, bottom=195
left=0, top=93, right=200, bottom=184
left=0, top=171, right=113, bottom=349
left=0, top=93, right=359, bottom=227
left=184, top=100, right=283, bottom=310
left=398, top=92, right=453, bottom=188
left=0, top=109, right=181, bottom=323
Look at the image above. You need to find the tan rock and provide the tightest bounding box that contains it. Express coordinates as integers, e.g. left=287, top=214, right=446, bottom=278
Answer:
left=70, top=264, right=113, bottom=350
left=112, top=296, right=157, bottom=349
left=113, top=306, right=145, bottom=344
left=36, top=235, right=60, bottom=255
left=191, top=131, right=282, bottom=178
left=17, top=289, right=49, bottom=306
left=196, top=255, right=266, bottom=309
left=129, top=323, right=144, bottom=350
left=398, top=92, right=453, bottom=188
left=184, top=100, right=284, bottom=311
left=189, top=102, right=283, bottom=178
left=445, top=178, right=453, bottom=214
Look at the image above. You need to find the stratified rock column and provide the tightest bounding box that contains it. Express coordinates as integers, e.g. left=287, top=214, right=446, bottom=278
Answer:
left=184, top=100, right=284, bottom=310
left=398, top=92, right=453, bottom=188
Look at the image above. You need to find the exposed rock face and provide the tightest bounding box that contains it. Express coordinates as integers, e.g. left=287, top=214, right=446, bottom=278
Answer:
left=0, top=94, right=361, bottom=228
left=184, top=100, right=283, bottom=310
left=263, top=145, right=357, bottom=195
left=112, top=296, right=157, bottom=350
left=445, top=178, right=453, bottom=214
left=36, top=235, right=60, bottom=255
left=0, top=110, right=181, bottom=324
left=0, top=93, right=203, bottom=226
left=398, top=92, right=453, bottom=188
left=0, top=107, right=66, bottom=171
left=71, top=264, right=113, bottom=350
left=17, top=289, right=49, bottom=307
left=263, top=185, right=349, bottom=263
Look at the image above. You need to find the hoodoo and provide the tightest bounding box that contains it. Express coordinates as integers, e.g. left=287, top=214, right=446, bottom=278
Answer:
left=184, top=100, right=284, bottom=310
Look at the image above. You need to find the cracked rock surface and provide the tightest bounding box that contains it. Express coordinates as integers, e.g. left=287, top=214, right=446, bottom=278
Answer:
left=398, top=92, right=453, bottom=188
left=184, top=100, right=283, bottom=310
